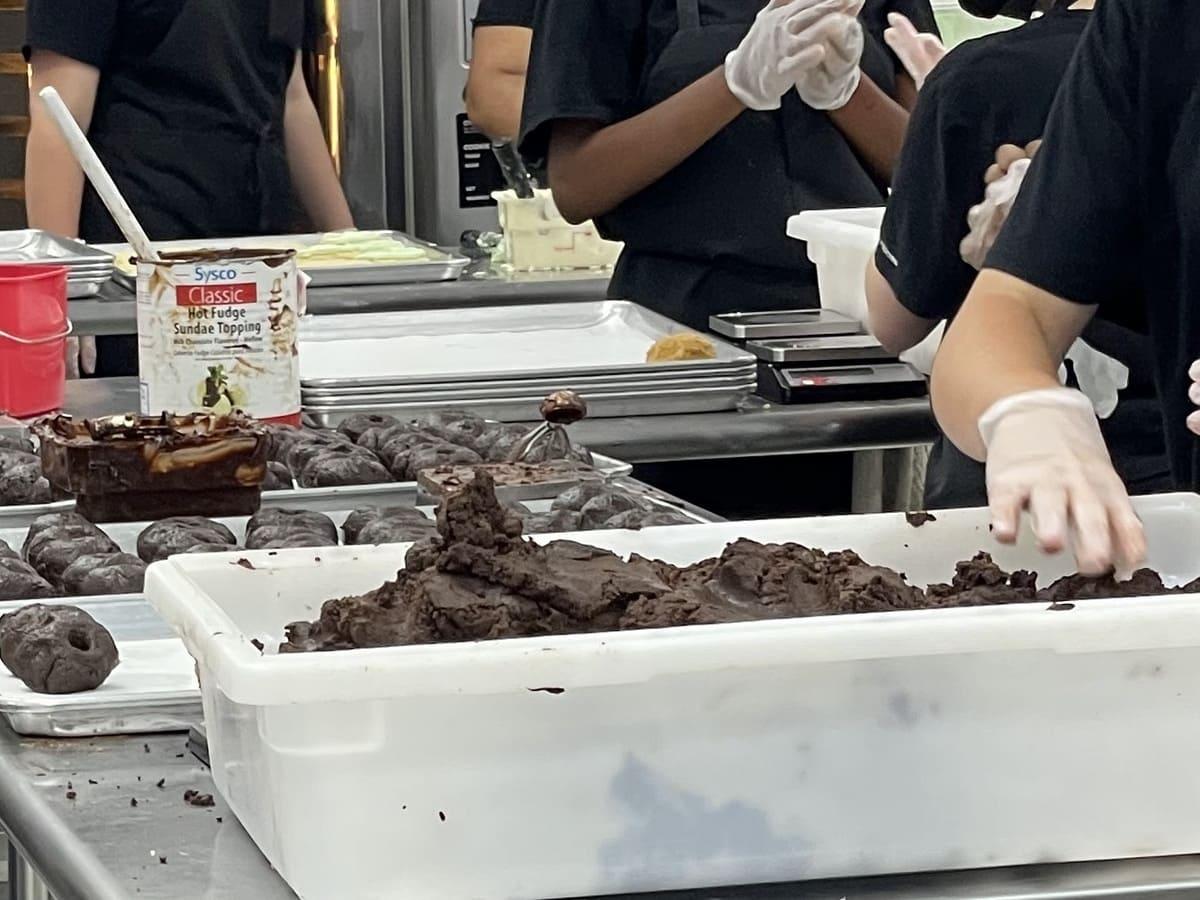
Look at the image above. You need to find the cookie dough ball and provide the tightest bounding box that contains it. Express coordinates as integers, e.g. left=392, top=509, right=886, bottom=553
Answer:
left=413, top=411, right=489, bottom=452
left=24, top=512, right=97, bottom=550
left=522, top=509, right=582, bottom=534
left=404, top=444, right=483, bottom=480
left=299, top=445, right=392, bottom=488
left=337, top=414, right=400, bottom=443
left=482, top=424, right=530, bottom=463
left=30, top=535, right=123, bottom=587
left=0, top=540, right=17, bottom=561
left=646, top=332, right=717, bottom=363
left=0, top=434, right=34, bottom=454
left=0, top=604, right=119, bottom=694
left=375, top=429, right=437, bottom=469
left=246, top=509, right=339, bottom=549
left=285, top=431, right=357, bottom=476
left=262, top=461, right=293, bottom=491
left=262, top=424, right=307, bottom=464
left=578, top=491, right=646, bottom=530
left=342, top=507, right=437, bottom=545
left=0, top=558, right=58, bottom=601
left=0, top=460, right=52, bottom=506
left=604, top=509, right=693, bottom=530
left=551, top=481, right=609, bottom=512
left=137, top=517, right=238, bottom=564
left=61, top=553, right=147, bottom=597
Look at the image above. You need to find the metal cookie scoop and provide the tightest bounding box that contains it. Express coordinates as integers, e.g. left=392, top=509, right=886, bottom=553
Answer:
left=507, top=391, right=591, bottom=464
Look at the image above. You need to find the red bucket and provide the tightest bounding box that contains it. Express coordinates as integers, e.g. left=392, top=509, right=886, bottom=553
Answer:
left=0, top=264, right=70, bottom=418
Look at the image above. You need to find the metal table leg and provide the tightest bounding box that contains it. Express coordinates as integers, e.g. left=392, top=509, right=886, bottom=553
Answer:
left=7, top=851, right=49, bottom=900
left=852, top=446, right=927, bottom=514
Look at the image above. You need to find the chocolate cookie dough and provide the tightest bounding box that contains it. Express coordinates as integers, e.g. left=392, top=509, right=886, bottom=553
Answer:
left=137, top=517, right=238, bottom=563
left=0, top=557, right=58, bottom=602
left=299, top=445, right=392, bottom=488
left=61, top=554, right=147, bottom=597
left=262, top=461, right=293, bottom=491
left=245, top=509, right=338, bottom=549
left=0, top=459, right=52, bottom=506
left=342, top=507, right=437, bottom=545
left=0, top=604, right=119, bottom=693
left=337, top=414, right=401, bottom=443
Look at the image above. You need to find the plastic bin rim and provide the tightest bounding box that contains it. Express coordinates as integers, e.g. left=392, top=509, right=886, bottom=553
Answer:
left=0, top=264, right=69, bottom=283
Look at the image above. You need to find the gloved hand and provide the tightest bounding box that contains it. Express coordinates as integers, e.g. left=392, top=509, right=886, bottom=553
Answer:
left=725, top=0, right=856, bottom=111
left=960, top=140, right=1042, bottom=269
left=794, top=4, right=866, bottom=110
left=64, top=336, right=97, bottom=380
left=980, top=387, right=1146, bottom=575
left=1187, top=359, right=1200, bottom=435
left=883, top=13, right=947, bottom=90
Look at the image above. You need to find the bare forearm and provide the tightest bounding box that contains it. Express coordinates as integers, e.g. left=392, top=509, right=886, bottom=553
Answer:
left=284, top=84, right=354, bottom=231
left=931, top=270, right=1093, bottom=460
left=466, top=71, right=526, bottom=141
left=25, top=123, right=85, bottom=237
left=828, top=74, right=909, bottom=183
left=865, top=261, right=937, bottom=354
left=548, top=67, right=744, bottom=224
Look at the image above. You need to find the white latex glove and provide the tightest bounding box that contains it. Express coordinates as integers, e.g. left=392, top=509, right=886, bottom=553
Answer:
left=794, top=6, right=866, bottom=110
left=1187, top=360, right=1200, bottom=435
left=883, top=13, right=947, bottom=90
left=64, top=336, right=97, bottom=379
left=960, top=156, right=1030, bottom=270
left=980, top=387, right=1146, bottom=575
left=725, top=0, right=855, bottom=111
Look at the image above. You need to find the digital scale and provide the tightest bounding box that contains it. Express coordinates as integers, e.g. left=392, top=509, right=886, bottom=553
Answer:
left=709, top=312, right=927, bottom=404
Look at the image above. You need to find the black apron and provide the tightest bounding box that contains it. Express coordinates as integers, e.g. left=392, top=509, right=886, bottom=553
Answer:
left=600, top=0, right=895, bottom=330
left=81, top=0, right=301, bottom=376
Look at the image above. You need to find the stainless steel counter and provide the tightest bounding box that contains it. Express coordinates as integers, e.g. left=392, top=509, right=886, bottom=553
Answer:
left=68, top=266, right=610, bottom=337
left=63, top=379, right=934, bottom=463
left=1, top=722, right=1199, bottom=900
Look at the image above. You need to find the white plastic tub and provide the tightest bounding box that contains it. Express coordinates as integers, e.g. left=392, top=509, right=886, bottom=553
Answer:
left=788, top=207, right=944, bottom=373
left=146, top=494, right=1200, bottom=900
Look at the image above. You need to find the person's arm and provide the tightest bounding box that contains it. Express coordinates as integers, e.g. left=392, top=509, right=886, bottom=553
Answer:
left=25, top=49, right=99, bottom=238
left=548, top=69, right=743, bottom=225
left=827, top=73, right=910, bottom=182
left=865, top=261, right=938, bottom=354
left=283, top=53, right=354, bottom=231
left=932, top=270, right=1094, bottom=461
left=465, top=26, right=532, bottom=141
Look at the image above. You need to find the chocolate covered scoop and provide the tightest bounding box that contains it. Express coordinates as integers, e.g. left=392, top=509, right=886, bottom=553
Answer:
left=0, top=604, right=119, bottom=694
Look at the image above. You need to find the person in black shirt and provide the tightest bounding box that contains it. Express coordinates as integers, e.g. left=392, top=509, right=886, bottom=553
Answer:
left=466, top=0, right=537, bottom=141
left=24, top=0, right=353, bottom=377
left=520, top=0, right=939, bottom=330
left=932, top=0, right=1200, bottom=573
left=864, top=0, right=1170, bottom=510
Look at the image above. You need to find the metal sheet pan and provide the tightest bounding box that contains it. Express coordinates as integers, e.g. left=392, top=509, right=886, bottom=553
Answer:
left=747, top=335, right=895, bottom=364
left=96, top=232, right=470, bottom=287
left=303, top=383, right=754, bottom=426
left=300, top=365, right=758, bottom=398
left=0, top=230, right=113, bottom=266
left=301, top=372, right=757, bottom=405
left=0, top=596, right=199, bottom=737
left=710, top=309, right=864, bottom=341
left=298, top=301, right=757, bottom=387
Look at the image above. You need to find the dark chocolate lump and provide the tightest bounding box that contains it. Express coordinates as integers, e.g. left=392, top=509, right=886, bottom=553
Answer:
left=299, top=445, right=392, bottom=488
left=245, top=509, right=339, bottom=549
left=137, top=517, right=238, bottom=563
left=262, top=461, right=293, bottom=491
left=0, top=604, right=119, bottom=693
left=61, top=554, right=147, bottom=597
left=0, top=557, right=59, bottom=602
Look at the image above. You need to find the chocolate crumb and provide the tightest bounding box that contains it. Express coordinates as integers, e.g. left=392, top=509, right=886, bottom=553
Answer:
left=143, top=743, right=150, bottom=753
left=234, top=558, right=255, bottom=570
left=438, top=811, right=446, bottom=822
left=527, top=687, right=565, bottom=695
left=184, top=790, right=215, bottom=808
left=66, top=790, right=76, bottom=800
left=155, top=779, right=165, bottom=789
left=175, top=754, right=184, bottom=758
left=250, top=638, right=264, bottom=652
left=1048, top=601, right=1076, bottom=612
left=67, top=781, right=73, bottom=789
left=159, top=857, right=167, bottom=866
left=87, top=779, right=98, bottom=785
left=216, top=817, right=223, bottom=823
left=905, top=511, right=937, bottom=528
left=131, top=797, right=138, bottom=808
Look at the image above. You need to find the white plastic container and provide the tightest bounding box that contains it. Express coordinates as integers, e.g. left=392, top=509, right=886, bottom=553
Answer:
left=146, top=494, right=1200, bottom=900
left=787, top=207, right=944, bottom=373
left=494, top=189, right=623, bottom=271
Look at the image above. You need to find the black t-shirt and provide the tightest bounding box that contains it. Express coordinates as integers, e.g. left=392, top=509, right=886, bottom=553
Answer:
left=988, top=0, right=1197, bottom=490
left=474, top=0, right=536, bottom=29
left=24, top=0, right=319, bottom=67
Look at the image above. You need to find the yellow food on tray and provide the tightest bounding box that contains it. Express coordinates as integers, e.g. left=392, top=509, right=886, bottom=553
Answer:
left=646, top=332, right=718, bottom=363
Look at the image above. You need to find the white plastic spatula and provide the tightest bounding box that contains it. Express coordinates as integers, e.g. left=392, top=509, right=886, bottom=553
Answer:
left=38, top=86, right=161, bottom=263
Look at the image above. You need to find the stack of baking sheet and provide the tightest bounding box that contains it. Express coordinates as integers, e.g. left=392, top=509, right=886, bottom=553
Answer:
left=0, top=230, right=115, bottom=298
left=299, top=301, right=759, bottom=424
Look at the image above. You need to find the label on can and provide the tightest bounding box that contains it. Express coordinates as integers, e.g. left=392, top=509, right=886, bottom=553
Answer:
left=136, top=250, right=301, bottom=420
